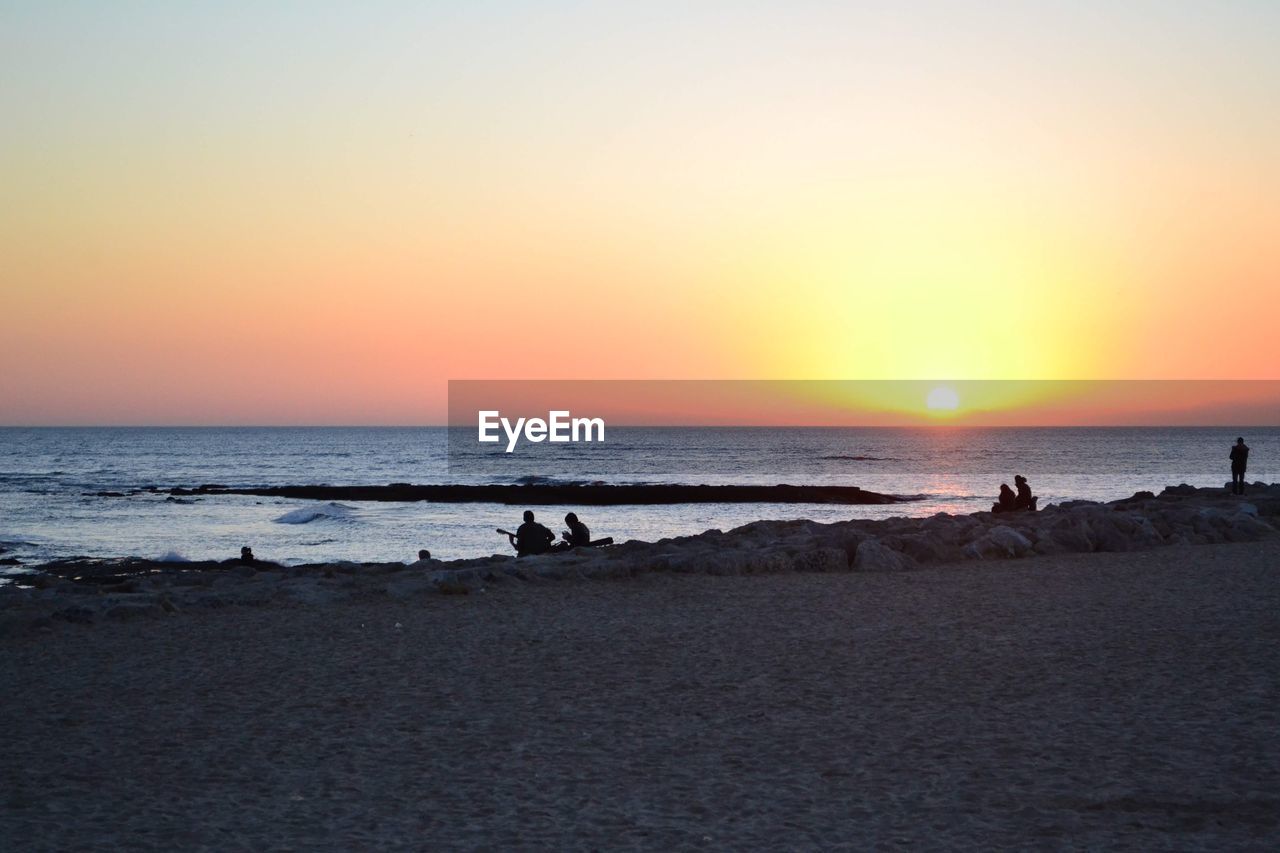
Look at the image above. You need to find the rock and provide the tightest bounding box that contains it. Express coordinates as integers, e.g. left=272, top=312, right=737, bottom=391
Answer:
left=1089, top=516, right=1134, bottom=552
left=1225, top=513, right=1274, bottom=541
left=527, top=557, right=572, bottom=580
left=579, top=559, right=633, bottom=581
left=1130, top=516, right=1166, bottom=547
left=1031, top=533, right=1072, bottom=556
left=853, top=539, right=915, bottom=572
left=964, top=525, right=1034, bottom=559
left=887, top=532, right=960, bottom=564
left=789, top=548, right=848, bottom=574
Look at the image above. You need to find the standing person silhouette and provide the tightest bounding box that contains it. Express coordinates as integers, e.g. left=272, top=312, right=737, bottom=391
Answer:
left=1229, top=437, right=1250, bottom=495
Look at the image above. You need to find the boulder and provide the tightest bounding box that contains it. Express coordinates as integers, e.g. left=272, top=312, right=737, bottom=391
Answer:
left=1090, top=516, right=1134, bottom=552
left=789, top=547, right=849, bottom=574
left=887, top=532, right=961, bottom=564
left=1225, top=513, right=1275, bottom=541
left=853, top=539, right=915, bottom=572
left=963, top=525, right=1033, bottom=560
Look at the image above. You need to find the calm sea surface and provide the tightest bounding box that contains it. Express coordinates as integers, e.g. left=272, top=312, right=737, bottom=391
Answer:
left=1, top=427, right=1275, bottom=572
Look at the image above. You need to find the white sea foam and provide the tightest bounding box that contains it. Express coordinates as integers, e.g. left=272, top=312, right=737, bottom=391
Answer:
left=274, top=503, right=357, bottom=525
left=157, top=550, right=190, bottom=562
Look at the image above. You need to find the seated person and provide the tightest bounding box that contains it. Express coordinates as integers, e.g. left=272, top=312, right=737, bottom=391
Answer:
left=555, top=512, right=591, bottom=550
left=992, top=483, right=1017, bottom=513
left=508, top=510, right=554, bottom=556
left=1013, top=475, right=1036, bottom=511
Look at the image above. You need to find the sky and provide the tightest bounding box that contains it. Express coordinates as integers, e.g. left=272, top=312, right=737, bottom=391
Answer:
left=2, top=1, right=1278, bottom=425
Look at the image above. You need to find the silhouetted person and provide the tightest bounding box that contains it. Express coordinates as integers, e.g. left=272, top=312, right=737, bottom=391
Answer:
left=508, top=510, right=554, bottom=556
left=417, top=549, right=431, bottom=561
left=1230, top=437, right=1250, bottom=495
left=992, top=483, right=1017, bottom=513
left=1014, top=475, right=1036, bottom=511
left=240, top=546, right=257, bottom=566
left=556, top=512, right=591, bottom=549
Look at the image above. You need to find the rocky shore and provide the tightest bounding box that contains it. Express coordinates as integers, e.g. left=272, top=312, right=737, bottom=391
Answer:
left=5, top=481, right=1274, bottom=635
left=2, top=483, right=1275, bottom=636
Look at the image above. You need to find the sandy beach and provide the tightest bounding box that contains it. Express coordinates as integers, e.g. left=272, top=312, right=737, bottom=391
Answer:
left=3, top=538, right=1278, bottom=850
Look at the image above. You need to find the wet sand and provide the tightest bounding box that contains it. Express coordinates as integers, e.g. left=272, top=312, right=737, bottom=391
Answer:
left=3, top=540, right=1279, bottom=850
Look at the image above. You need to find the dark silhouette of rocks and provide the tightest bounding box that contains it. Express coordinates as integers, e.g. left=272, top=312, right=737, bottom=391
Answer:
left=3, top=483, right=1275, bottom=637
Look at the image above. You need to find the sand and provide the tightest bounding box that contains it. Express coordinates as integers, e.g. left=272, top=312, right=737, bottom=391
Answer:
left=3, top=540, right=1279, bottom=851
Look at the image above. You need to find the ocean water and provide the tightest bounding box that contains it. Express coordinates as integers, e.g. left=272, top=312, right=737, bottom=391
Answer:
left=0, top=426, right=1275, bottom=573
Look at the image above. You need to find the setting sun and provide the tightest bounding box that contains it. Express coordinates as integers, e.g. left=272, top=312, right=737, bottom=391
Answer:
left=926, top=386, right=961, bottom=412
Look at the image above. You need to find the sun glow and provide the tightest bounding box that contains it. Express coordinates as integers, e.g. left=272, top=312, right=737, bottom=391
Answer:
left=926, top=386, right=960, bottom=412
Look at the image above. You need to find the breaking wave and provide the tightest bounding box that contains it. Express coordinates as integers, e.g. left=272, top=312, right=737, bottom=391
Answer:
left=274, top=503, right=358, bottom=525
left=508, top=475, right=607, bottom=487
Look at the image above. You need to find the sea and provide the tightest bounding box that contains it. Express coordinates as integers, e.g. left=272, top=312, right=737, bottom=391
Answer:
left=1, top=427, right=1275, bottom=576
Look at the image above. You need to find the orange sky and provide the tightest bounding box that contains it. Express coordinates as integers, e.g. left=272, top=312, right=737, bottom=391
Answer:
left=2, top=3, right=1278, bottom=425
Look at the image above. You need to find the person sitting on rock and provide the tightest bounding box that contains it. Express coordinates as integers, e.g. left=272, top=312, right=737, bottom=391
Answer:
left=553, top=512, right=592, bottom=550
left=508, top=510, right=554, bottom=557
left=239, top=546, right=258, bottom=566
left=417, top=549, right=431, bottom=561
left=1014, top=475, right=1036, bottom=511
left=992, top=483, right=1017, bottom=513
